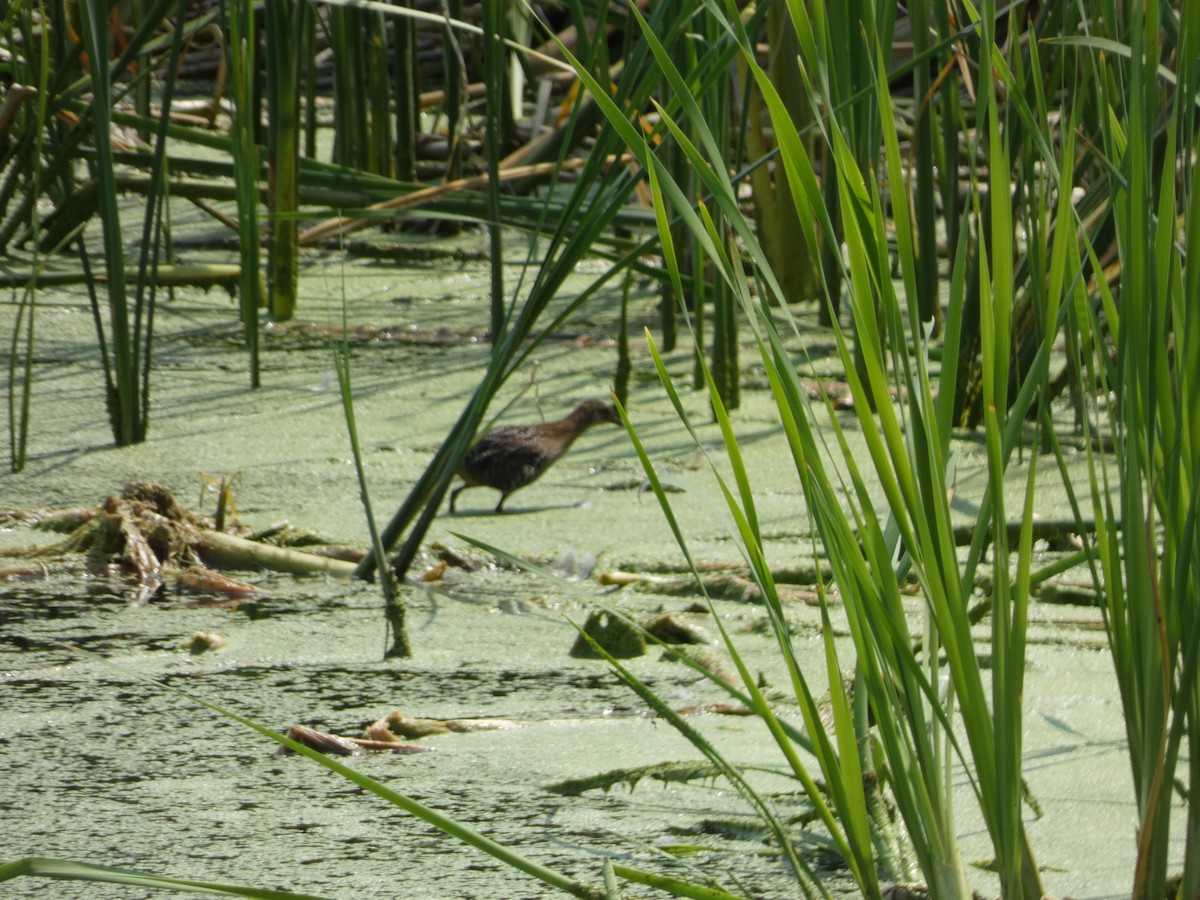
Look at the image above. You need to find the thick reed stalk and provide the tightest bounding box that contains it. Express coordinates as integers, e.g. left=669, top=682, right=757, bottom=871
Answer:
left=264, top=0, right=303, bottom=321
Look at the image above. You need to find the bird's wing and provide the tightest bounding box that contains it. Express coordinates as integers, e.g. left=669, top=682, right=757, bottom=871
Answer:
left=465, top=431, right=556, bottom=486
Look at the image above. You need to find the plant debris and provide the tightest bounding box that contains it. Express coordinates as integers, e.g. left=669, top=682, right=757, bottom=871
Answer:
left=1, top=481, right=359, bottom=604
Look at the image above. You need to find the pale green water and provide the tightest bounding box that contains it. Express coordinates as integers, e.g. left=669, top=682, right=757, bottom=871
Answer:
left=0, top=229, right=1172, bottom=898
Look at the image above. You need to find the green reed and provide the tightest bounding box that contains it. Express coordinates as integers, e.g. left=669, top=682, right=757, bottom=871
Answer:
left=223, top=0, right=262, bottom=387
left=558, top=0, right=1197, bottom=895
left=263, top=0, right=304, bottom=321
left=4, top=2, right=1195, bottom=898
left=1080, top=1, right=1200, bottom=895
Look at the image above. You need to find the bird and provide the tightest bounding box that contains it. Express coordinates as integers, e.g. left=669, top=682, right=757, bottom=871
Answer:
left=449, top=400, right=622, bottom=514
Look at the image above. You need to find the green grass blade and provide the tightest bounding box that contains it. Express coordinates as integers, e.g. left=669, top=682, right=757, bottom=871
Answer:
left=77, top=0, right=136, bottom=444
left=0, top=857, right=333, bottom=899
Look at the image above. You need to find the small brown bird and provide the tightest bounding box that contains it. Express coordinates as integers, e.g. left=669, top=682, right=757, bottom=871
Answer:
left=449, top=400, right=622, bottom=513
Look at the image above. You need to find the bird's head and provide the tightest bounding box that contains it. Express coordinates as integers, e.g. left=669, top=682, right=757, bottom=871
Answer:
left=571, top=399, right=622, bottom=429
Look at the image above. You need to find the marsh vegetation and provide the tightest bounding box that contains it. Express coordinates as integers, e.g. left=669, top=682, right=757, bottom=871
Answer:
left=2, top=0, right=1197, bottom=897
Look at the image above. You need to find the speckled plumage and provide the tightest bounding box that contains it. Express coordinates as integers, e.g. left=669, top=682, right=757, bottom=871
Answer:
left=450, top=400, right=621, bottom=513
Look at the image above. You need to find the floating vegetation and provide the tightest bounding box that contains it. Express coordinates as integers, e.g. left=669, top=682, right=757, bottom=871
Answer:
left=545, top=761, right=723, bottom=797
left=569, top=609, right=646, bottom=659
left=1, top=481, right=358, bottom=604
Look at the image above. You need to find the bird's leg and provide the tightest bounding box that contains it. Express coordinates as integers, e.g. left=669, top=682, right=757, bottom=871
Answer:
left=449, top=484, right=466, bottom=513
left=494, top=493, right=508, bottom=513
